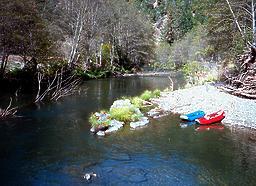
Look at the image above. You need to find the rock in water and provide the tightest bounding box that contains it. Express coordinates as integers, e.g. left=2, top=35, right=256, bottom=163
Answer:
left=96, top=131, right=105, bottom=136
left=83, top=172, right=97, bottom=180
left=130, top=117, right=149, bottom=129
left=90, top=127, right=96, bottom=133
left=84, top=174, right=91, bottom=180
left=105, top=120, right=124, bottom=134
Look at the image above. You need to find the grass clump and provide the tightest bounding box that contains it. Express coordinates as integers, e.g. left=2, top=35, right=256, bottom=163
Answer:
left=140, top=90, right=153, bottom=101
left=110, top=106, right=143, bottom=122
left=139, top=89, right=161, bottom=101
left=130, top=97, right=144, bottom=108
left=89, top=110, right=111, bottom=128
left=152, top=89, right=161, bottom=97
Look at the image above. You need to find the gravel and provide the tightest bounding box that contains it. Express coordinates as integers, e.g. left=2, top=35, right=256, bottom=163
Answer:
left=152, top=84, right=256, bottom=129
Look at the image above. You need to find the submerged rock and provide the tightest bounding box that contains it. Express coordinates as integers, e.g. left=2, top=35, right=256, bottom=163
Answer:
left=130, top=117, right=149, bottom=129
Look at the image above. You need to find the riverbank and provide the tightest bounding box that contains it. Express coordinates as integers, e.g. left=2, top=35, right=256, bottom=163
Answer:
left=152, top=84, right=256, bottom=129
left=122, top=72, right=171, bottom=77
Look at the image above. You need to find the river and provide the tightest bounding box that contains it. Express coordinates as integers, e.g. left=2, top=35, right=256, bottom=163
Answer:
left=0, top=76, right=256, bottom=185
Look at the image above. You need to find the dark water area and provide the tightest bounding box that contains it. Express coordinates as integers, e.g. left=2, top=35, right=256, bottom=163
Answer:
left=0, top=76, right=256, bottom=185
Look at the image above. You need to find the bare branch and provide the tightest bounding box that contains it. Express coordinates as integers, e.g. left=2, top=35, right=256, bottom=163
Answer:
left=0, top=98, right=18, bottom=118
left=35, top=70, right=81, bottom=103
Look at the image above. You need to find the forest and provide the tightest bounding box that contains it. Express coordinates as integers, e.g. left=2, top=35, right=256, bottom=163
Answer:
left=1, top=0, right=256, bottom=102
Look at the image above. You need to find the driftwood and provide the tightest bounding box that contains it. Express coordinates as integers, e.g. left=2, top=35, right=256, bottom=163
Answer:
left=0, top=98, right=17, bottom=118
left=223, top=46, right=256, bottom=99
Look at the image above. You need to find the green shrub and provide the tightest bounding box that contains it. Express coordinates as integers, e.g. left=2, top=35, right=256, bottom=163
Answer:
left=152, top=89, right=161, bottom=97
left=131, top=97, right=144, bottom=108
left=182, top=61, right=203, bottom=77
left=139, top=89, right=161, bottom=101
left=140, top=90, right=153, bottom=101
left=163, top=87, right=171, bottom=92
left=203, top=74, right=218, bottom=83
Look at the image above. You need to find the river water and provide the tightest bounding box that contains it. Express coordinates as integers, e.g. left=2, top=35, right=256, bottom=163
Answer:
left=0, top=76, right=256, bottom=185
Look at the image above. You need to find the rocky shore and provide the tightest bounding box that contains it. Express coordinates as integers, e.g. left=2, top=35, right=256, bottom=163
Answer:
left=152, top=84, right=256, bottom=129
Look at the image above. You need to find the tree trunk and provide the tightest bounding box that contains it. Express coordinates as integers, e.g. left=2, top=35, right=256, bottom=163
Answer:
left=99, top=43, right=103, bottom=67
left=225, top=0, right=246, bottom=43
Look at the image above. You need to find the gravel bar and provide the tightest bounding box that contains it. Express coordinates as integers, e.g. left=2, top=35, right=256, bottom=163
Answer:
left=152, top=84, right=256, bottom=129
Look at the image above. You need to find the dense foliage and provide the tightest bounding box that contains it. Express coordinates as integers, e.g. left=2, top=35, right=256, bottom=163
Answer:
left=133, top=0, right=255, bottom=83
left=1, top=0, right=255, bottom=84
left=0, top=0, right=154, bottom=81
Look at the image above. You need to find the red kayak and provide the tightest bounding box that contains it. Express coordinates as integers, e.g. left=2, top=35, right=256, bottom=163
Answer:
left=195, top=110, right=225, bottom=125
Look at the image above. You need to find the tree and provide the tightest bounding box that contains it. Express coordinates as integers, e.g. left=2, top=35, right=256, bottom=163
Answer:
left=0, top=0, right=55, bottom=78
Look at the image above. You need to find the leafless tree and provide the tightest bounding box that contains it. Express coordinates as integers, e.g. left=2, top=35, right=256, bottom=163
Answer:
left=56, top=0, right=154, bottom=70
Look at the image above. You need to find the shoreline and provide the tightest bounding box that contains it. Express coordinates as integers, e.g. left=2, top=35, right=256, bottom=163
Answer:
left=152, top=84, right=256, bottom=130
left=122, top=71, right=171, bottom=77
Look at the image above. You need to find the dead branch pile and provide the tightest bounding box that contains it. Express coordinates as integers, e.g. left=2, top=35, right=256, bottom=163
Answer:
left=223, top=46, right=256, bottom=99
left=35, top=69, right=81, bottom=103
left=0, top=98, right=17, bottom=118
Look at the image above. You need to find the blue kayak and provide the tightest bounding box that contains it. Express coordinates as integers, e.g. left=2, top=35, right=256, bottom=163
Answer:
left=180, top=110, right=205, bottom=121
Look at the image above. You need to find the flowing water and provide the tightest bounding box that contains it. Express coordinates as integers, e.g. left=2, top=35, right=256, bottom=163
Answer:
left=0, top=76, right=256, bottom=185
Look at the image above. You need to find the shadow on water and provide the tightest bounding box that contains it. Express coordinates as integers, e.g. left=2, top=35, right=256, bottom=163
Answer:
left=0, top=76, right=256, bottom=185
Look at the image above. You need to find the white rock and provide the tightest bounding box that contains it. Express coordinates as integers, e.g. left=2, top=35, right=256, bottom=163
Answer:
left=109, top=119, right=124, bottom=127
left=110, top=99, right=133, bottom=110
left=105, top=120, right=124, bottom=134
left=130, top=117, right=149, bottom=129
left=90, top=127, right=96, bottom=133
left=83, top=172, right=97, bottom=180
left=96, top=131, right=105, bottom=136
